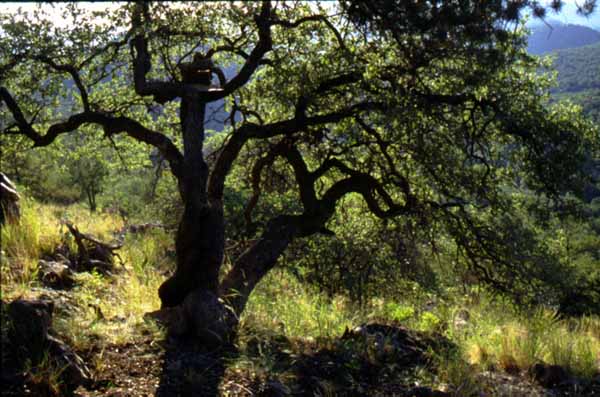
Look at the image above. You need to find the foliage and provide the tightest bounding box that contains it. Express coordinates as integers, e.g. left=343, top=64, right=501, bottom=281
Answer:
left=1, top=1, right=598, bottom=323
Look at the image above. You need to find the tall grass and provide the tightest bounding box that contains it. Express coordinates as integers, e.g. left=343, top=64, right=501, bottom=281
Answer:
left=1, top=198, right=62, bottom=294
left=452, top=297, right=600, bottom=379
left=2, top=196, right=166, bottom=349
left=242, top=269, right=359, bottom=341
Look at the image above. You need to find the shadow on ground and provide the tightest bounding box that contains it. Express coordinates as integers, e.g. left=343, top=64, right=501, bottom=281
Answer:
left=156, top=335, right=237, bottom=397
left=233, top=322, right=456, bottom=396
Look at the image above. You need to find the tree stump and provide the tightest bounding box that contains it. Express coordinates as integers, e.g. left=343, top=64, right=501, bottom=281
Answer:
left=0, top=173, right=20, bottom=225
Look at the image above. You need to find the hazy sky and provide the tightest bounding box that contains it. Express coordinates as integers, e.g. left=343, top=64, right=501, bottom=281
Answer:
left=538, top=0, right=600, bottom=28
left=2, top=1, right=599, bottom=29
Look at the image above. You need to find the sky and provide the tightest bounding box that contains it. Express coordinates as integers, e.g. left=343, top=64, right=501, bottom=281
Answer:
left=535, top=0, right=600, bottom=28
left=1, top=1, right=599, bottom=30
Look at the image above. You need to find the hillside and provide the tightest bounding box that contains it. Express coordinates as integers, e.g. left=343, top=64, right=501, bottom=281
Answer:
left=527, top=22, right=600, bottom=54
left=551, top=41, right=600, bottom=93
left=545, top=41, right=600, bottom=125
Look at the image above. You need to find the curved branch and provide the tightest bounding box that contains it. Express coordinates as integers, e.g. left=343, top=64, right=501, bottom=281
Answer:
left=243, top=146, right=280, bottom=228
left=281, top=143, right=318, bottom=212
left=1, top=87, right=184, bottom=180
left=318, top=159, right=415, bottom=218
left=271, top=14, right=351, bottom=56
left=216, top=2, right=273, bottom=98
left=34, top=56, right=90, bottom=112
left=207, top=101, right=383, bottom=202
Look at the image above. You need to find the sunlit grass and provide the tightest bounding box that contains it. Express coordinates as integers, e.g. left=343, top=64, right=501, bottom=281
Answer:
left=2, top=196, right=166, bottom=351
left=241, top=269, right=359, bottom=341
left=1, top=198, right=62, bottom=296
left=2, top=196, right=599, bottom=395
left=451, top=298, right=600, bottom=379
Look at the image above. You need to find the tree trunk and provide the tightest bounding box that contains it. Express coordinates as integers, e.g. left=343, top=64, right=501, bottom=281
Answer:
left=158, top=204, right=224, bottom=307
left=155, top=95, right=309, bottom=343
left=219, top=216, right=300, bottom=315
left=158, top=94, right=226, bottom=308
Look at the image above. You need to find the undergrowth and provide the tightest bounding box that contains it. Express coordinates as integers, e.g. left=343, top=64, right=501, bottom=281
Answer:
left=1, top=197, right=599, bottom=395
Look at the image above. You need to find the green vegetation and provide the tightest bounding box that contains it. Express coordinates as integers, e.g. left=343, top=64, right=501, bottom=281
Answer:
left=1, top=2, right=599, bottom=396
left=551, top=42, right=600, bottom=93
left=2, top=198, right=599, bottom=395
left=545, top=42, right=600, bottom=124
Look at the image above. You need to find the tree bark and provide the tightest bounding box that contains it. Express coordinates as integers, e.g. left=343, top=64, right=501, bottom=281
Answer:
left=219, top=216, right=300, bottom=315
left=158, top=94, right=225, bottom=308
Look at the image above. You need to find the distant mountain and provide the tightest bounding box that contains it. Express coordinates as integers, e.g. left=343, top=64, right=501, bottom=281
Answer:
left=527, top=22, right=600, bottom=54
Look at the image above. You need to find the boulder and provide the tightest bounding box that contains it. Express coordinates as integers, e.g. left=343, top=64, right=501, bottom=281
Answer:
left=4, top=299, right=91, bottom=394
left=47, top=334, right=92, bottom=389
left=0, top=172, right=20, bottom=225
left=7, top=299, right=54, bottom=365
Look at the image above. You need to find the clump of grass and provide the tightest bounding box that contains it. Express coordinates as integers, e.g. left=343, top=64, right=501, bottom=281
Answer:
left=54, top=229, right=170, bottom=350
left=241, top=269, right=359, bottom=341
left=24, top=352, right=67, bottom=397
left=451, top=297, right=600, bottom=380
left=1, top=198, right=65, bottom=294
left=434, top=350, right=482, bottom=397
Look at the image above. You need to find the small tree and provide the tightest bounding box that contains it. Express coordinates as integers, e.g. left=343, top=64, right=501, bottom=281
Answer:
left=66, top=155, right=108, bottom=212
left=1, top=1, right=597, bottom=340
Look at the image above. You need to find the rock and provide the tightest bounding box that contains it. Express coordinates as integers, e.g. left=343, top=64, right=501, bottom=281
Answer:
left=342, top=323, right=451, bottom=366
left=529, top=362, right=570, bottom=388
left=47, top=334, right=92, bottom=389
left=80, top=259, right=113, bottom=274
left=127, top=222, right=164, bottom=233
left=7, top=299, right=54, bottom=365
left=453, top=309, right=470, bottom=329
left=38, top=260, right=75, bottom=289
left=182, top=289, right=236, bottom=345
left=0, top=172, right=20, bottom=225
left=4, top=298, right=91, bottom=395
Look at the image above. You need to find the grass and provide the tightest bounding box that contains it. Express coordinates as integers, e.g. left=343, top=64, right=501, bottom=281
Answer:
left=1, top=197, right=164, bottom=351
left=242, top=269, right=360, bottom=341
left=2, top=196, right=599, bottom=395
left=449, top=297, right=600, bottom=380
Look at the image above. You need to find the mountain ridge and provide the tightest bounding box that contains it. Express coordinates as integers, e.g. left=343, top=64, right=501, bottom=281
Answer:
left=527, top=21, right=600, bottom=54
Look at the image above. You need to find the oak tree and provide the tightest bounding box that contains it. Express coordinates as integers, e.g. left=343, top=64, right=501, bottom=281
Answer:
left=1, top=1, right=597, bottom=341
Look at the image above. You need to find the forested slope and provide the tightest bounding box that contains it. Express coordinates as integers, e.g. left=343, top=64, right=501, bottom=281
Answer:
left=549, top=42, right=600, bottom=124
